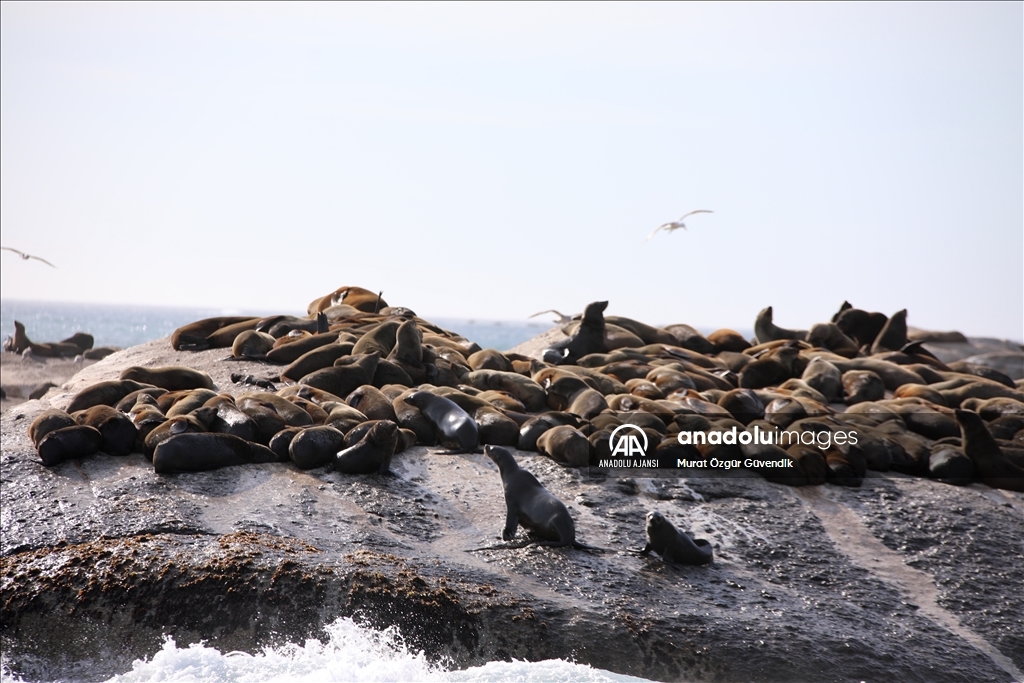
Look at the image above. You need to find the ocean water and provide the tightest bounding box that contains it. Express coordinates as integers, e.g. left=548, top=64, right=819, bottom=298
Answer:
left=0, top=618, right=656, bottom=683
left=0, top=301, right=553, bottom=353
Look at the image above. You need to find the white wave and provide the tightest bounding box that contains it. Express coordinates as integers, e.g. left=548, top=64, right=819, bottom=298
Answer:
left=95, top=618, right=653, bottom=683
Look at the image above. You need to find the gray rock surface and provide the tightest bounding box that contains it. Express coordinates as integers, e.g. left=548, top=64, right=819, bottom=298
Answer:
left=2, top=339, right=1023, bottom=682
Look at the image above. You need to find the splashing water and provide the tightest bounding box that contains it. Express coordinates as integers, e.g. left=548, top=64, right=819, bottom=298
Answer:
left=0, top=618, right=655, bottom=683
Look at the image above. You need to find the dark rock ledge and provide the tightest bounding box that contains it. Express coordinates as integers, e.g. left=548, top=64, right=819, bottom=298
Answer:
left=2, top=339, right=1023, bottom=682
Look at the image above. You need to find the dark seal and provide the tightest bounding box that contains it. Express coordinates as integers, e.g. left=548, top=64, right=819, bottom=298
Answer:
left=479, top=445, right=599, bottom=550
left=635, top=511, right=713, bottom=567
left=404, top=390, right=479, bottom=453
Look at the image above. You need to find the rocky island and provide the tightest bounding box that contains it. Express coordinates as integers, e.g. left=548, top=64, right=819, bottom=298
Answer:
left=2, top=288, right=1023, bottom=683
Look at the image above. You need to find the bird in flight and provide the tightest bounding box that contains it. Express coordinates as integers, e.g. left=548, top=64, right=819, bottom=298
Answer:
left=2, top=247, right=56, bottom=268
left=644, top=210, right=713, bottom=243
left=529, top=309, right=575, bottom=324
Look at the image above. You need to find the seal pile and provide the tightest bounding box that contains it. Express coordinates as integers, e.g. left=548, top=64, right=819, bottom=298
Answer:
left=28, top=286, right=1024, bottom=496
left=4, top=321, right=118, bottom=360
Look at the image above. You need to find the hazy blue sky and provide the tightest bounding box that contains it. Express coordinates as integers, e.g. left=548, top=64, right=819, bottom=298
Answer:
left=2, top=3, right=1021, bottom=339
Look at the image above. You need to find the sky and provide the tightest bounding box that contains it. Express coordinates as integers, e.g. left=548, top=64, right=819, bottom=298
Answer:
left=1, top=2, right=1021, bottom=340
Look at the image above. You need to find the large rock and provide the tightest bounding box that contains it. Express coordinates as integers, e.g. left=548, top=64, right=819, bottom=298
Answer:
left=2, top=338, right=1023, bottom=682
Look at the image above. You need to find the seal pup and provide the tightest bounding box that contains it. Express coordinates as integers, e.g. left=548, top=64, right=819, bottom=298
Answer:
left=471, top=445, right=601, bottom=551
left=404, top=390, right=479, bottom=453
left=631, top=511, right=713, bottom=568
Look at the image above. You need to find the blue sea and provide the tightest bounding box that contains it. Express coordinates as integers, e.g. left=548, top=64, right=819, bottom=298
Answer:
left=0, top=300, right=554, bottom=353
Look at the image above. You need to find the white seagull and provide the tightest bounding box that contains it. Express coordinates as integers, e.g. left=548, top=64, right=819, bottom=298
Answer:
left=644, top=210, right=713, bottom=243
left=529, top=309, right=575, bottom=324
left=2, top=247, right=56, bottom=268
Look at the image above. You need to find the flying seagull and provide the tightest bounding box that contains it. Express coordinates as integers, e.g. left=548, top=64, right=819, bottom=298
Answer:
left=644, top=209, right=713, bottom=243
left=529, top=309, right=575, bottom=324
left=1, top=247, right=56, bottom=268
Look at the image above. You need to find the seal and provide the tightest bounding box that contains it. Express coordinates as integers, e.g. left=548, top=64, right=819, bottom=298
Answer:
left=479, top=445, right=599, bottom=550
left=834, top=306, right=888, bottom=349
left=299, top=352, right=380, bottom=399
left=66, top=379, right=153, bottom=414
left=9, top=321, right=80, bottom=357
left=307, top=286, right=387, bottom=314
left=279, top=342, right=355, bottom=382
left=465, top=370, right=547, bottom=412
left=153, top=433, right=277, bottom=473
left=955, top=409, right=1024, bottom=492
left=230, top=330, right=276, bottom=360
left=269, top=426, right=304, bottom=461
left=120, top=366, right=215, bottom=392
left=346, top=384, right=399, bottom=423
left=171, top=316, right=261, bottom=351
left=37, top=425, right=104, bottom=467
left=431, top=388, right=520, bottom=447
left=842, top=370, right=885, bottom=405
left=351, top=320, right=401, bottom=357
left=535, top=425, right=591, bottom=467
left=798, top=356, right=839, bottom=403
left=73, top=405, right=138, bottom=456
left=28, top=408, right=77, bottom=447
left=542, top=300, right=608, bottom=365
left=870, top=309, right=908, bottom=355
left=265, top=331, right=341, bottom=365
left=633, top=511, right=713, bottom=567
left=754, top=306, right=807, bottom=344
left=289, top=425, right=347, bottom=470
left=335, top=419, right=399, bottom=474
left=403, top=390, right=479, bottom=453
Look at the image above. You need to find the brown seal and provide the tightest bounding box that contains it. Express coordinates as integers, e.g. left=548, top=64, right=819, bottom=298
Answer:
left=171, top=316, right=260, bottom=351
left=335, top=420, right=399, bottom=474
left=9, top=321, right=80, bottom=357
left=754, top=306, right=807, bottom=343
left=153, top=433, right=277, bottom=473
left=307, top=286, right=387, bottom=314
left=120, top=366, right=215, bottom=392
left=289, top=425, right=347, bottom=470
left=955, top=409, right=1024, bottom=492
left=73, top=405, right=137, bottom=456
left=37, top=425, right=104, bottom=467
left=66, top=380, right=153, bottom=413
left=29, top=408, right=77, bottom=447
left=535, top=425, right=591, bottom=467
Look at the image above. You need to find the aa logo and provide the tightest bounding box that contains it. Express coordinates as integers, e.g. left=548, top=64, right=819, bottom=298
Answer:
left=609, top=424, right=648, bottom=457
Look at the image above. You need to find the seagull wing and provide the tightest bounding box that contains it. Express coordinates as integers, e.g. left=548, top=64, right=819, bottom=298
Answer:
left=679, top=209, right=713, bottom=220
left=644, top=223, right=674, bottom=243
left=1, top=247, right=27, bottom=258
left=529, top=310, right=558, bottom=319
left=30, top=255, right=56, bottom=268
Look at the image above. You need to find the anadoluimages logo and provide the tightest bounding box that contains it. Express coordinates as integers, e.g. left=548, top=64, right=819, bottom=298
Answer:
left=609, top=424, right=649, bottom=458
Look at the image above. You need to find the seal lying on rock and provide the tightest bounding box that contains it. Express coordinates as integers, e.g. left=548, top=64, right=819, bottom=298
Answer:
left=633, top=511, right=713, bottom=568
left=473, top=445, right=601, bottom=551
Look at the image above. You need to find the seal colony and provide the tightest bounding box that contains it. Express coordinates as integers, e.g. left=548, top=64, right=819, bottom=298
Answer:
left=26, top=286, right=1024, bottom=552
